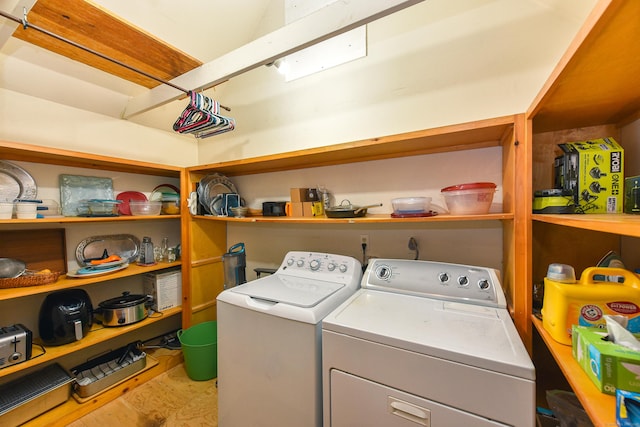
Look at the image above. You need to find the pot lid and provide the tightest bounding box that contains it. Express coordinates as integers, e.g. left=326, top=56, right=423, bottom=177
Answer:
left=99, top=292, right=147, bottom=308
left=326, top=199, right=358, bottom=211
left=441, top=182, right=497, bottom=192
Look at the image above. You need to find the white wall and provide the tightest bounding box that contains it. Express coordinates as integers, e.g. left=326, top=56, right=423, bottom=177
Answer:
left=226, top=145, right=505, bottom=279
left=196, top=0, right=597, bottom=163
left=0, top=89, right=198, bottom=167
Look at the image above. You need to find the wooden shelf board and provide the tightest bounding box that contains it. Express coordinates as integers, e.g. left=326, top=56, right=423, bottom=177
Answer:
left=194, top=212, right=513, bottom=224
left=528, top=0, right=640, bottom=133
left=188, top=115, right=516, bottom=176
left=532, top=317, right=615, bottom=427
left=0, top=140, right=181, bottom=177
left=532, top=213, right=640, bottom=238
left=0, top=262, right=182, bottom=301
left=0, top=214, right=181, bottom=225
left=0, top=307, right=182, bottom=379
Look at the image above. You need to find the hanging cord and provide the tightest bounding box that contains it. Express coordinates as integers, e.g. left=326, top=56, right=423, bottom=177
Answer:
left=0, top=7, right=230, bottom=112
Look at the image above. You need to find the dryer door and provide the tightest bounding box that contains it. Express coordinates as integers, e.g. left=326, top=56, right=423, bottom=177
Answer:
left=329, top=370, right=508, bottom=427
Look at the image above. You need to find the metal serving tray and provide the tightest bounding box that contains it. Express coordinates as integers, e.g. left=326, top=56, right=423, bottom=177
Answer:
left=0, top=363, right=73, bottom=426
left=71, top=343, right=147, bottom=398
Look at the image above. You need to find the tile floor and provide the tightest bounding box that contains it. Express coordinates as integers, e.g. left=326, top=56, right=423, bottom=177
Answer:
left=68, top=364, right=218, bottom=426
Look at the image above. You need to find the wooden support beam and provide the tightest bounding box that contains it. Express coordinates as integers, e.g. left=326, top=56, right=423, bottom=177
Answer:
left=123, top=0, right=424, bottom=118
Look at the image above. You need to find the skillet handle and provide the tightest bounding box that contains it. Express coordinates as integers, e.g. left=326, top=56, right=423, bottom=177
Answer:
left=354, top=203, right=383, bottom=214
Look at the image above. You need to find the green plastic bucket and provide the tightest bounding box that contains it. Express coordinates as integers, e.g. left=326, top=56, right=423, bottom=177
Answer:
left=177, top=320, right=217, bottom=381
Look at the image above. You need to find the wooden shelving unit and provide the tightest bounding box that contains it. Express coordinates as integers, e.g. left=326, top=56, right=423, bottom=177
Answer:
left=526, top=0, right=640, bottom=424
left=0, top=261, right=181, bottom=301
left=0, top=139, right=184, bottom=425
left=0, top=307, right=181, bottom=378
left=532, top=317, right=615, bottom=426
left=183, top=113, right=529, bottom=338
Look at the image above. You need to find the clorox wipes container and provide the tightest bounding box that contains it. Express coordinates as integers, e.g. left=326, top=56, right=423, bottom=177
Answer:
left=542, top=265, right=640, bottom=345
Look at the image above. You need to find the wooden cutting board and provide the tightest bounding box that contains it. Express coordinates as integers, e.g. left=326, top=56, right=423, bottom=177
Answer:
left=0, top=229, right=67, bottom=273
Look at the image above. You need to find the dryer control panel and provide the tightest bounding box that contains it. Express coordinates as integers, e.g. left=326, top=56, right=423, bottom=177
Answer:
left=363, top=258, right=505, bottom=308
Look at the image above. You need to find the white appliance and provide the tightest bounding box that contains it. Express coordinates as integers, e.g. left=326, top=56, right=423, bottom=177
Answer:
left=217, top=251, right=362, bottom=427
left=322, top=259, right=535, bottom=427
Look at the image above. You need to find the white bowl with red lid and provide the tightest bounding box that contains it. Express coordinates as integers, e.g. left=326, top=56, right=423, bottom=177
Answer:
left=440, top=182, right=497, bottom=215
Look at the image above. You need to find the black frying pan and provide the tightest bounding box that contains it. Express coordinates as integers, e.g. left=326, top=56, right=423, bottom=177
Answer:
left=325, top=200, right=382, bottom=218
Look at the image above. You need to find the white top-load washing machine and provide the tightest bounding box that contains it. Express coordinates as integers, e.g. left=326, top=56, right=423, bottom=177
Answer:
left=322, top=258, right=535, bottom=427
left=217, top=251, right=361, bottom=427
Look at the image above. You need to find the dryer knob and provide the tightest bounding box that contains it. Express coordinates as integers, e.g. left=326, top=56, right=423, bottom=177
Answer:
left=327, top=263, right=337, bottom=271
left=310, top=259, right=321, bottom=270
left=339, top=264, right=348, bottom=273
left=438, top=272, right=449, bottom=283
left=478, top=279, right=490, bottom=290
left=287, top=258, right=294, bottom=266
left=458, top=276, right=469, bottom=286
left=296, top=259, right=305, bottom=267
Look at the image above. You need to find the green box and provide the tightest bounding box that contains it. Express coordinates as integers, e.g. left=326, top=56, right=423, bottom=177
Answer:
left=572, top=325, right=640, bottom=395
left=558, top=137, right=624, bottom=213
left=624, top=176, right=640, bottom=214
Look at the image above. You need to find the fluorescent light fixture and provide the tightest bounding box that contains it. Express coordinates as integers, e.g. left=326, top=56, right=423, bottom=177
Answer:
left=278, top=0, right=367, bottom=81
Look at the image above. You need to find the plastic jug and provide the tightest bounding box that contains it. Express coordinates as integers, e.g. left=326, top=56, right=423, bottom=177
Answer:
left=542, top=266, right=640, bottom=345
left=222, top=243, right=246, bottom=289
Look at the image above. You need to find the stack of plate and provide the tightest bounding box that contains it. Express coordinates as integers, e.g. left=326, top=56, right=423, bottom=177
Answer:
left=197, top=173, right=238, bottom=215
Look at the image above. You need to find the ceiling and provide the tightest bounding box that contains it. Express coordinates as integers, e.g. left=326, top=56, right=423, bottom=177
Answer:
left=0, top=0, right=422, bottom=131
left=0, top=0, right=277, bottom=126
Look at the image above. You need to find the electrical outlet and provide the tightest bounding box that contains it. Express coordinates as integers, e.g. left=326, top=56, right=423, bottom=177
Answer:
left=360, top=234, right=369, bottom=246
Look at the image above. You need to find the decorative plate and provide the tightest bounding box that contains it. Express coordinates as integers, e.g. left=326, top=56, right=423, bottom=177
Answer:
left=0, top=160, right=37, bottom=201
left=75, top=234, right=140, bottom=267
left=197, top=173, right=237, bottom=214
left=67, top=263, right=129, bottom=278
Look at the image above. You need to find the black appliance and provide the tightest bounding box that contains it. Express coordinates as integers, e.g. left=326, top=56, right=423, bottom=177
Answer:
left=39, top=289, right=93, bottom=346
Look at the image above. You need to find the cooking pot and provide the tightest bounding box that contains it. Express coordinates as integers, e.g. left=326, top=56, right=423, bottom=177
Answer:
left=96, top=292, right=152, bottom=327
left=325, top=200, right=383, bottom=218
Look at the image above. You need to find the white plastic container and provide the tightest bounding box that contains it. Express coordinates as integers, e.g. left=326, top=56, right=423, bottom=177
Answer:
left=441, top=182, right=496, bottom=215
left=0, top=202, right=12, bottom=219
left=14, top=201, right=40, bottom=219
left=391, top=197, right=431, bottom=214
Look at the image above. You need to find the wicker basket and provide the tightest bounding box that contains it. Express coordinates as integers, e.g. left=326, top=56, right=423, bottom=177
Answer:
left=0, top=270, right=61, bottom=289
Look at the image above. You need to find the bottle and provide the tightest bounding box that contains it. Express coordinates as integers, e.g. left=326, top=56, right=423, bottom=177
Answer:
left=139, top=236, right=154, bottom=265
left=318, top=185, right=331, bottom=211
left=161, top=237, right=169, bottom=262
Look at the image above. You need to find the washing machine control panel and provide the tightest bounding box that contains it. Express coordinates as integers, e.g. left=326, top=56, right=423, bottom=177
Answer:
left=363, top=259, right=506, bottom=308
left=281, top=251, right=362, bottom=285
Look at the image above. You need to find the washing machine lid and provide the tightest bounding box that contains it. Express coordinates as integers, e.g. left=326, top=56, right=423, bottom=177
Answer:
left=231, top=274, right=345, bottom=308
left=323, top=289, right=535, bottom=380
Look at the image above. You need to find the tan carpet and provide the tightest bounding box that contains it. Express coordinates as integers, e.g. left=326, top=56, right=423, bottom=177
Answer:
left=67, top=364, right=218, bottom=427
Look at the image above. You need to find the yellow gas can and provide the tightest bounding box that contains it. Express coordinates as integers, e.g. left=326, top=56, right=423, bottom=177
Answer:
left=542, top=267, right=640, bottom=345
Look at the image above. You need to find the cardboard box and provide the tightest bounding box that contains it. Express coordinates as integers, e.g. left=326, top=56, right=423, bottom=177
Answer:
left=556, top=137, right=624, bottom=213
left=288, top=202, right=304, bottom=217
left=572, top=325, right=640, bottom=395
left=617, top=389, right=640, bottom=427
left=290, top=188, right=308, bottom=202
left=143, top=269, right=182, bottom=312
left=302, top=202, right=314, bottom=217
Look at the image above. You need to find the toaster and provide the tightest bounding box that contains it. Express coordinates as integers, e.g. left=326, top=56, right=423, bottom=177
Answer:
left=39, top=289, right=93, bottom=346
